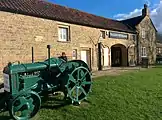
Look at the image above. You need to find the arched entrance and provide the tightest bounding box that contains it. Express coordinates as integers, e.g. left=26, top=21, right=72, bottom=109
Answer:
left=111, top=44, right=128, bottom=67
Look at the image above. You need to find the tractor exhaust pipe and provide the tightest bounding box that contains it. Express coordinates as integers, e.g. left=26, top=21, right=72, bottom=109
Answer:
left=47, top=45, right=51, bottom=68
left=32, top=47, right=34, bottom=63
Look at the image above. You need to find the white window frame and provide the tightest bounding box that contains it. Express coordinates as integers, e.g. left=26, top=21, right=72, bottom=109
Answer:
left=141, top=47, right=147, bottom=57
left=72, top=49, right=77, bottom=60
left=58, top=26, right=70, bottom=42
left=157, top=48, right=161, bottom=54
left=100, top=30, right=106, bottom=39
left=159, top=48, right=161, bottom=54
left=142, top=28, right=145, bottom=39
left=132, top=34, right=136, bottom=41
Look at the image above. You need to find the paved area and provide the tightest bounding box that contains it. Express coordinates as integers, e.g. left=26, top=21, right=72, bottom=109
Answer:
left=92, top=66, right=144, bottom=78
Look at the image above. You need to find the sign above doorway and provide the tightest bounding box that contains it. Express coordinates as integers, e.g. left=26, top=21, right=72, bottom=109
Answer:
left=109, top=32, right=128, bottom=40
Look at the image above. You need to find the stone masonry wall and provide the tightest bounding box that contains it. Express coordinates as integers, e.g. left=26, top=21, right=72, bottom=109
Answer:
left=0, top=11, right=100, bottom=73
left=137, top=16, right=157, bottom=64
left=0, top=11, right=137, bottom=77
left=101, top=33, right=136, bottom=67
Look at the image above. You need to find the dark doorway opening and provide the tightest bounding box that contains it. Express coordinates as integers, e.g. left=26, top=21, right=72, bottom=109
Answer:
left=111, top=47, right=122, bottom=67
left=111, top=44, right=127, bottom=67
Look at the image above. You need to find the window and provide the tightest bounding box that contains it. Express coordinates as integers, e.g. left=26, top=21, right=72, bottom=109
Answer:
left=130, top=34, right=136, bottom=40
left=141, top=47, right=147, bottom=57
left=72, top=49, right=77, bottom=59
left=157, top=48, right=161, bottom=54
left=142, top=28, right=145, bottom=38
left=100, top=31, right=106, bottom=39
left=58, top=26, right=70, bottom=41
left=159, top=48, right=161, bottom=54
left=132, top=34, right=136, bottom=41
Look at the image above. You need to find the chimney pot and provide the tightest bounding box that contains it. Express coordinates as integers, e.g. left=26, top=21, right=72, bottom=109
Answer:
left=142, top=4, right=150, bottom=17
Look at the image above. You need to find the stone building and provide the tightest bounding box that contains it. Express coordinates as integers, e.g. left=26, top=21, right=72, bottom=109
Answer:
left=156, top=43, right=162, bottom=56
left=156, top=34, right=162, bottom=55
left=121, top=4, right=157, bottom=65
left=0, top=0, right=157, bottom=72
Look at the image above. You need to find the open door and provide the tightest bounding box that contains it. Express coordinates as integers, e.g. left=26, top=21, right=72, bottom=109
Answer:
left=81, top=49, right=91, bottom=69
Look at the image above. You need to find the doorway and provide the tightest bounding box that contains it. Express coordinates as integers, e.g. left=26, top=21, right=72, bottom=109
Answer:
left=81, top=49, right=91, bottom=69
left=111, top=44, right=127, bottom=67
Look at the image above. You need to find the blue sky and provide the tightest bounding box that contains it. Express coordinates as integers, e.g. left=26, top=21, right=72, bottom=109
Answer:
left=48, top=0, right=158, bottom=18
left=47, top=0, right=162, bottom=33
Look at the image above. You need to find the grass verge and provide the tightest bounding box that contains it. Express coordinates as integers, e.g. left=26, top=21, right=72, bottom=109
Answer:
left=1, top=67, right=162, bottom=120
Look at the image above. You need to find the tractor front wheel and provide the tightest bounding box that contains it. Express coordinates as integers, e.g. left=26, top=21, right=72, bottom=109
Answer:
left=9, top=91, right=41, bottom=120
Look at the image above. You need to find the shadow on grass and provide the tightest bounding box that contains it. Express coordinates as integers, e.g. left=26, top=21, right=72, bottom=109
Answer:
left=0, top=94, right=92, bottom=120
left=0, top=96, right=72, bottom=120
left=0, top=110, right=12, bottom=120
left=41, top=96, right=72, bottom=109
left=41, top=94, right=91, bottom=110
left=152, top=66, right=162, bottom=68
left=0, top=115, right=11, bottom=120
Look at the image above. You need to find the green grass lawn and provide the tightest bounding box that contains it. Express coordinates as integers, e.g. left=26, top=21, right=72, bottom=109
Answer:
left=1, top=67, right=162, bottom=120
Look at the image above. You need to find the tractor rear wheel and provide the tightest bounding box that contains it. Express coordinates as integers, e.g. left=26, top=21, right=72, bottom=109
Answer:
left=65, top=66, right=92, bottom=105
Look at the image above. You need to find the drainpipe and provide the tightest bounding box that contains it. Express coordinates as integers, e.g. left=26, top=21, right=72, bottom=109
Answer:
left=136, top=33, right=140, bottom=65
left=98, top=42, right=102, bottom=71
left=127, top=47, right=129, bottom=66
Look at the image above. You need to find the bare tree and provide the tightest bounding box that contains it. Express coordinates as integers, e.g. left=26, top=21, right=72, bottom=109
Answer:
left=127, top=35, right=136, bottom=66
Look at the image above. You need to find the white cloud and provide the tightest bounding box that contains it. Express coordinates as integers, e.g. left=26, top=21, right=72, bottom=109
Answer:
left=114, top=8, right=142, bottom=20
left=151, top=0, right=162, bottom=33
left=113, top=0, right=162, bottom=33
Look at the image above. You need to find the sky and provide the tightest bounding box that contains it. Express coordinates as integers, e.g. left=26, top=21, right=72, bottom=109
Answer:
left=47, top=0, right=162, bottom=33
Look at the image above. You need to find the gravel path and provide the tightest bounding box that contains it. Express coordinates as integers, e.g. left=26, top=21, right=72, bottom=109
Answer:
left=92, top=67, right=143, bottom=78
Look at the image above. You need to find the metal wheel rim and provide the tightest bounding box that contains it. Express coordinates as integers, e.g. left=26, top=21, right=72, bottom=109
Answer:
left=66, top=66, right=92, bottom=104
left=10, top=91, right=41, bottom=120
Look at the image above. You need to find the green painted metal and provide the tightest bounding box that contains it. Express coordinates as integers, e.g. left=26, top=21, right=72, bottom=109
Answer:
left=9, top=58, right=63, bottom=74
left=1, top=52, right=92, bottom=120
left=9, top=91, right=41, bottom=120
left=65, top=66, right=92, bottom=104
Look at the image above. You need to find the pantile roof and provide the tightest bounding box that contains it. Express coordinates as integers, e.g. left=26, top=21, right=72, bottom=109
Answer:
left=0, top=0, right=136, bottom=33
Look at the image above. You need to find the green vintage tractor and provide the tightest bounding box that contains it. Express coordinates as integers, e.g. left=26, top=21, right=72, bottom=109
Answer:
left=0, top=45, right=92, bottom=120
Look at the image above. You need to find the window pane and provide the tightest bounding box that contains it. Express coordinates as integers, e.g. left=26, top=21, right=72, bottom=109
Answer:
left=63, top=34, right=66, bottom=40
left=141, top=47, right=143, bottom=56
left=101, top=31, right=105, bottom=39
left=63, top=28, right=68, bottom=40
left=60, top=33, right=62, bottom=39
left=58, top=27, right=69, bottom=41
left=72, top=49, right=77, bottom=59
left=63, top=28, right=66, bottom=34
left=133, top=35, right=136, bottom=40
left=59, top=28, right=62, bottom=39
left=141, top=47, right=147, bottom=57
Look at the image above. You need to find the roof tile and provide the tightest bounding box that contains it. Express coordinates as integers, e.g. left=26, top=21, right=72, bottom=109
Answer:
left=0, top=0, right=136, bottom=33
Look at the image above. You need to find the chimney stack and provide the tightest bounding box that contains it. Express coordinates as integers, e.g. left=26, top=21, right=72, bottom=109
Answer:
left=142, top=4, right=150, bottom=17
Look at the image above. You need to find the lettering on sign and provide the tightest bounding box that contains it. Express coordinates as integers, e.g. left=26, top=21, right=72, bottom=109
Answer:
left=109, top=32, right=128, bottom=39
